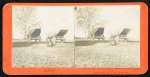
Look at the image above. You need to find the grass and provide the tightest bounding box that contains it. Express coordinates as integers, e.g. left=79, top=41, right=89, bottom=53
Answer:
left=12, top=39, right=140, bottom=68
left=12, top=40, right=74, bottom=67
left=75, top=40, right=140, bottom=68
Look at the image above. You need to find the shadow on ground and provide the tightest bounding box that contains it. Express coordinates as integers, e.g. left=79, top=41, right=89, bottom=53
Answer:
left=12, top=41, right=47, bottom=47
left=12, top=41, right=73, bottom=48
left=75, top=39, right=110, bottom=46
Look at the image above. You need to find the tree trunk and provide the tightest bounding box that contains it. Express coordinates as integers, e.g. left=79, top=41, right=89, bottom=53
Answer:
left=87, top=28, right=91, bottom=38
left=24, top=26, right=29, bottom=39
left=87, top=24, right=93, bottom=39
left=24, top=30, right=27, bottom=40
left=85, top=32, right=87, bottom=38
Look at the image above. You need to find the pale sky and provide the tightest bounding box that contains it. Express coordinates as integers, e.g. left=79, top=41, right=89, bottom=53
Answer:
left=35, top=6, right=74, bottom=41
left=12, top=6, right=75, bottom=42
left=12, top=5, right=140, bottom=41
left=75, top=5, right=140, bottom=41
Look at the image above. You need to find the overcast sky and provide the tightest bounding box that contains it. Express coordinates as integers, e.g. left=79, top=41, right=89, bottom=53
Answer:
left=75, top=5, right=140, bottom=41
left=12, top=5, right=140, bottom=41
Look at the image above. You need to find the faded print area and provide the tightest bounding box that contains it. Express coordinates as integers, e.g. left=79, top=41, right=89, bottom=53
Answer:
left=12, top=5, right=140, bottom=68
left=12, top=6, right=74, bottom=67
left=74, top=5, right=140, bottom=68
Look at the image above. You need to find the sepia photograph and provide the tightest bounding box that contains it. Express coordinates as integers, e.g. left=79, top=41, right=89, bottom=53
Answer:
left=74, top=5, right=140, bottom=68
left=12, top=6, right=75, bottom=67
left=12, top=5, right=140, bottom=68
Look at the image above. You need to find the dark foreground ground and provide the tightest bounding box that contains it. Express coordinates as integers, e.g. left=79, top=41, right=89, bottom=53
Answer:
left=12, top=39, right=140, bottom=68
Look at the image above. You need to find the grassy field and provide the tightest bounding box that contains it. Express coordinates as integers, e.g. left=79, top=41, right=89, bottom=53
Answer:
left=12, top=40, right=74, bottom=67
left=12, top=39, right=140, bottom=68
left=75, top=40, right=140, bottom=68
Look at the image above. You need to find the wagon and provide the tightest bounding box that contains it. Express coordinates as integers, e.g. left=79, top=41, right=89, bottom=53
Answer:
left=91, top=27, right=105, bottom=40
left=119, top=28, right=130, bottom=41
left=46, top=29, right=68, bottom=47
left=26, top=28, right=41, bottom=42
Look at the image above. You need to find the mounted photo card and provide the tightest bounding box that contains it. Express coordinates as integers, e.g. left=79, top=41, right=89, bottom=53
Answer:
left=3, top=2, right=148, bottom=75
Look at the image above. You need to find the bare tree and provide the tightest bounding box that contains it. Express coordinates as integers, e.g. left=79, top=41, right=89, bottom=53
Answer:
left=13, top=6, right=36, bottom=39
left=75, top=7, right=104, bottom=38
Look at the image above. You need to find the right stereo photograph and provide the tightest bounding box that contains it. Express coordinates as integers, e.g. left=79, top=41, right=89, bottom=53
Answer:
left=74, top=5, right=140, bottom=68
